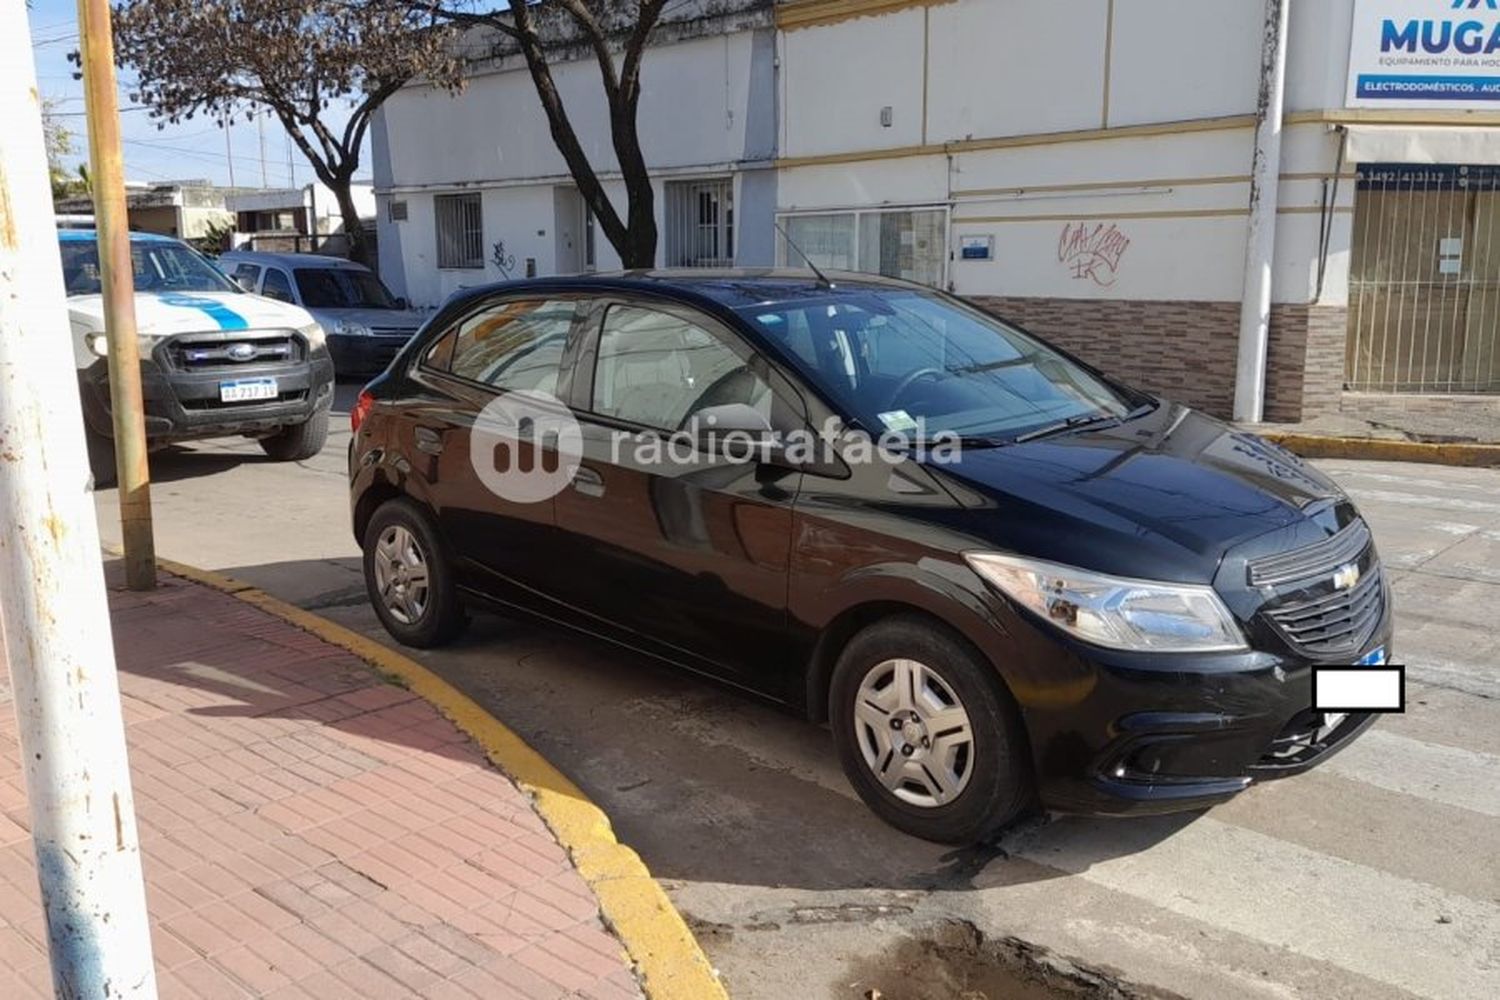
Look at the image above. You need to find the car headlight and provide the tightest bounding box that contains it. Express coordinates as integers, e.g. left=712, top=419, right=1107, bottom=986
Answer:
left=964, top=552, right=1247, bottom=653
left=299, top=321, right=327, bottom=351
left=333, top=320, right=372, bottom=338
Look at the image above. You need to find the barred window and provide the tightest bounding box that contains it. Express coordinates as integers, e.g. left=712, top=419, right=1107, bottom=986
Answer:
left=435, top=193, right=483, bottom=269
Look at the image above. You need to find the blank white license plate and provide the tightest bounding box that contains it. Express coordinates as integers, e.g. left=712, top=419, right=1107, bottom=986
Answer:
left=219, top=378, right=278, bottom=403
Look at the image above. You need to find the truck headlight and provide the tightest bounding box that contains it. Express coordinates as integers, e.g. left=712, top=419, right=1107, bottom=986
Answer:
left=299, top=322, right=327, bottom=351
left=334, top=320, right=372, bottom=338
left=964, top=552, right=1247, bottom=653
left=85, top=332, right=167, bottom=359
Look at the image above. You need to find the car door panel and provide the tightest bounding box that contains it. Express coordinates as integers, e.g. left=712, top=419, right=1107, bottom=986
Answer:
left=551, top=299, right=804, bottom=689
left=398, top=296, right=585, bottom=617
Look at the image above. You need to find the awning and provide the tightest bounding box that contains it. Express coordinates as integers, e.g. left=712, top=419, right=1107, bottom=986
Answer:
left=1341, top=124, right=1500, bottom=165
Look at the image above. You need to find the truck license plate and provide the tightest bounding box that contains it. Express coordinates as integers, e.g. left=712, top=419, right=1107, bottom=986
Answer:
left=219, top=378, right=278, bottom=403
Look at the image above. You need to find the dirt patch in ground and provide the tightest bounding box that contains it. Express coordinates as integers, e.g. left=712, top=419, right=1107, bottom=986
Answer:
left=839, top=920, right=1184, bottom=1000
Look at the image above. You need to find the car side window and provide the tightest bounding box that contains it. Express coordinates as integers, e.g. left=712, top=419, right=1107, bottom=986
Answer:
left=230, top=263, right=261, bottom=293
left=591, top=304, right=773, bottom=432
left=261, top=268, right=296, bottom=303
left=448, top=298, right=575, bottom=395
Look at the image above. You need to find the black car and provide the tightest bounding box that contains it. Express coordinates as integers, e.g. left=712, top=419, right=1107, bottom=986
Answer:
left=348, top=270, right=1391, bottom=844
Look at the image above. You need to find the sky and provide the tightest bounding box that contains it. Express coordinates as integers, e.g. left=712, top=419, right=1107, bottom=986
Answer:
left=29, top=0, right=369, bottom=191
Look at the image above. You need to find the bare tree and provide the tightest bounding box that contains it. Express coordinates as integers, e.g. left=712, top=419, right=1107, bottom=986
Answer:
left=113, top=0, right=461, bottom=265
left=423, top=1, right=670, bottom=269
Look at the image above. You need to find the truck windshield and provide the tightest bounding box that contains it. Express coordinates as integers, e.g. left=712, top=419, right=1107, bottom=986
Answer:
left=295, top=268, right=398, bottom=309
left=740, top=288, right=1144, bottom=442
left=60, top=239, right=238, bottom=297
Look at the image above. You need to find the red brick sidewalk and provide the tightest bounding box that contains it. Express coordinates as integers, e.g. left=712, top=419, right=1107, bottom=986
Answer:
left=0, top=566, right=644, bottom=999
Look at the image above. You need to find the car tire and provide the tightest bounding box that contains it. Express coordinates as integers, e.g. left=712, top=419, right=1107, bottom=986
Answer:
left=829, top=616, right=1033, bottom=844
left=85, top=425, right=117, bottom=489
left=259, top=406, right=329, bottom=462
left=362, top=498, right=468, bottom=648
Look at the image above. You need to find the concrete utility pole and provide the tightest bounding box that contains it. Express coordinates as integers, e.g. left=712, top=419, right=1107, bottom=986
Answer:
left=1234, top=0, right=1291, bottom=423
left=0, top=5, right=158, bottom=997
left=78, top=0, right=157, bottom=589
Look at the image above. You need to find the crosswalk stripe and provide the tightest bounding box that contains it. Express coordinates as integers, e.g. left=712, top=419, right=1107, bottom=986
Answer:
left=1321, top=729, right=1500, bottom=818
left=1344, top=488, right=1500, bottom=515
left=1406, top=658, right=1500, bottom=700
left=1022, top=816, right=1500, bottom=1000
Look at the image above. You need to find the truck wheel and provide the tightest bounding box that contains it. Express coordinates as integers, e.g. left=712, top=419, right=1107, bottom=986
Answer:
left=85, top=425, right=117, bottom=489
left=260, top=407, right=329, bottom=461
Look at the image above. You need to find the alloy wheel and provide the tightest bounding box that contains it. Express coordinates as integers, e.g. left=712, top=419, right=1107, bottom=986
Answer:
left=853, top=657, right=975, bottom=808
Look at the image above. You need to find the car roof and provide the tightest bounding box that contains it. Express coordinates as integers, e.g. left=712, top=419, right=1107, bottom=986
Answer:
left=218, top=250, right=369, bottom=271
left=441, top=268, right=930, bottom=313
left=58, top=229, right=181, bottom=245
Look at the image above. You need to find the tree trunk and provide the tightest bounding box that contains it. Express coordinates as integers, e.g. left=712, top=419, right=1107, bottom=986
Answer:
left=329, top=178, right=370, bottom=268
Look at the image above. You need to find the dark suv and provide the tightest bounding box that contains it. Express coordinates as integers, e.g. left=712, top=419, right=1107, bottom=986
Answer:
left=349, top=271, right=1391, bottom=844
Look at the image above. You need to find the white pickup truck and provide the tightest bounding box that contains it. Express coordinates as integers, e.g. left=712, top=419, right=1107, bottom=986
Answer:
left=60, top=230, right=336, bottom=486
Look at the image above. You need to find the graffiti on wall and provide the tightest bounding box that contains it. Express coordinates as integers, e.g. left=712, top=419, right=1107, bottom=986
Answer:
left=1058, top=222, right=1131, bottom=287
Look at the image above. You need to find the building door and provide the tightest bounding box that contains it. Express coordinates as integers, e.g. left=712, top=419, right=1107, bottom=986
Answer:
left=1347, top=164, right=1500, bottom=395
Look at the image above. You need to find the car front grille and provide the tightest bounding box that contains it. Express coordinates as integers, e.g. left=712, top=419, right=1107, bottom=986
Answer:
left=1247, top=521, right=1371, bottom=587
left=165, top=333, right=302, bottom=371
left=1264, top=565, right=1384, bottom=656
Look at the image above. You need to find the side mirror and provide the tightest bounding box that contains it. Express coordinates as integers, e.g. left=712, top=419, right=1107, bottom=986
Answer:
left=394, top=296, right=409, bottom=310
left=688, top=404, right=792, bottom=467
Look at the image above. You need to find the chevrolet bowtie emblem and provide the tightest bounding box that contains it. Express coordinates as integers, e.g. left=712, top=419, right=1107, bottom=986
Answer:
left=1333, top=563, right=1361, bottom=591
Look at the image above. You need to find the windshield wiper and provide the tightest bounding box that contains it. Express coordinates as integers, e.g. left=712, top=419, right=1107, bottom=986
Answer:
left=1013, top=412, right=1123, bottom=444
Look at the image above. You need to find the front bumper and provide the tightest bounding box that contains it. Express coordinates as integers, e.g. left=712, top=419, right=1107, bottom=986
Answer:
left=328, top=333, right=414, bottom=377
left=78, top=345, right=335, bottom=443
left=1000, top=602, right=1394, bottom=817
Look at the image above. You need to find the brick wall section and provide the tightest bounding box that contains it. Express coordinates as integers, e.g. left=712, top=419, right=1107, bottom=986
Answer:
left=968, top=296, right=1349, bottom=422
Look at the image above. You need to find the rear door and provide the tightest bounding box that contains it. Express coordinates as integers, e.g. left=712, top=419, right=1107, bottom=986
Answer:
left=551, top=297, right=805, bottom=687
left=398, top=294, right=585, bottom=614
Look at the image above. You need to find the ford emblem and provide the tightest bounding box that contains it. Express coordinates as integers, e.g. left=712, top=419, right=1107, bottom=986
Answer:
left=226, top=343, right=257, bottom=362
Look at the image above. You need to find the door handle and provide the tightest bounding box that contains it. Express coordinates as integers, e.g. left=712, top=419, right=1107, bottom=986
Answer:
left=572, top=465, right=605, bottom=498
left=414, top=426, right=444, bottom=455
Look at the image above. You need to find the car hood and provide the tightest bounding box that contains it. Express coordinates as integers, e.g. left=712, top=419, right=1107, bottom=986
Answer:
left=925, top=403, right=1346, bottom=584
left=304, top=306, right=424, bottom=332
left=67, top=291, right=314, bottom=335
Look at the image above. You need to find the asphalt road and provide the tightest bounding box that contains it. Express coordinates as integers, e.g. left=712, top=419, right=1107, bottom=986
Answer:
left=94, top=385, right=1500, bottom=1000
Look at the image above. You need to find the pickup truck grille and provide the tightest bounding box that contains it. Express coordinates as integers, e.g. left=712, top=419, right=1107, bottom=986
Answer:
left=165, top=333, right=302, bottom=371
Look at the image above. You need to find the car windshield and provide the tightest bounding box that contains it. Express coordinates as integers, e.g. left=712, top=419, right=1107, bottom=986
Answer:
left=740, top=289, right=1143, bottom=442
left=294, top=267, right=399, bottom=309
left=59, top=239, right=238, bottom=297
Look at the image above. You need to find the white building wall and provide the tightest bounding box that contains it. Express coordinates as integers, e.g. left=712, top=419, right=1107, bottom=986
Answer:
left=775, top=0, right=1362, bottom=308
left=378, top=25, right=775, bottom=308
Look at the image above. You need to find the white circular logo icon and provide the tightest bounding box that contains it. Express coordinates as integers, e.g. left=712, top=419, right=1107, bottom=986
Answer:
left=468, top=389, right=583, bottom=504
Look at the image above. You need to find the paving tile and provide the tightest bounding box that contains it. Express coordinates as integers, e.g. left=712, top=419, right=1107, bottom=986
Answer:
left=0, top=571, right=642, bottom=999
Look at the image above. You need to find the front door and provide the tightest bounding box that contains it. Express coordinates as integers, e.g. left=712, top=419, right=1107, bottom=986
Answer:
left=552, top=299, right=804, bottom=688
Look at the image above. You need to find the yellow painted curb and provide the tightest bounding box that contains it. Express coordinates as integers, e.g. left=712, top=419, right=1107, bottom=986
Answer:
left=147, top=553, right=727, bottom=1000
left=1261, top=433, right=1500, bottom=468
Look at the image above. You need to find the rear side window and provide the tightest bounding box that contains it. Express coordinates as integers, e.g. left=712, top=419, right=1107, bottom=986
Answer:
left=261, top=268, right=296, bottom=303
left=448, top=299, right=575, bottom=394
left=591, top=304, right=772, bottom=431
